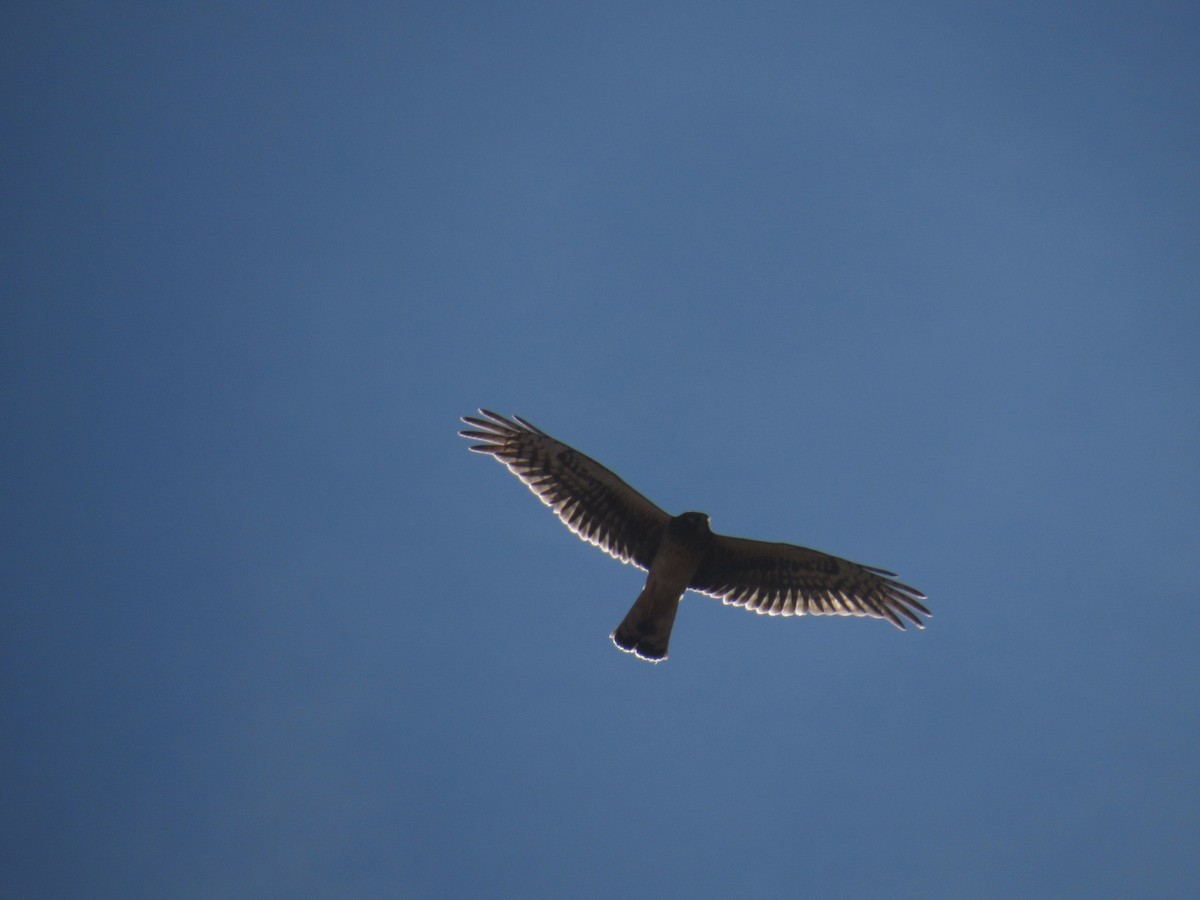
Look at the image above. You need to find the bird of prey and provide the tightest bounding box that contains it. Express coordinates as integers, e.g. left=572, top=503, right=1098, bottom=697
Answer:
left=460, top=410, right=929, bottom=662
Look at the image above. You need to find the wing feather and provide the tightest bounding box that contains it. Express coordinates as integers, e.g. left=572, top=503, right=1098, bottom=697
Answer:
left=690, top=534, right=930, bottom=629
left=460, top=410, right=669, bottom=569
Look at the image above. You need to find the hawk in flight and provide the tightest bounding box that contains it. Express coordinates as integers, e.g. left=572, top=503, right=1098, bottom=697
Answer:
left=460, top=410, right=929, bottom=662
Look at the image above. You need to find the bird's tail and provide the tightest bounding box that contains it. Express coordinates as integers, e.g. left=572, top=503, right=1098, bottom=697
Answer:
left=610, top=585, right=681, bottom=663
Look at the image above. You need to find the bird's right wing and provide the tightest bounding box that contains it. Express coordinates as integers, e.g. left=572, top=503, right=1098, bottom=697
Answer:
left=689, top=534, right=930, bottom=629
left=460, top=410, right=670, bottom=570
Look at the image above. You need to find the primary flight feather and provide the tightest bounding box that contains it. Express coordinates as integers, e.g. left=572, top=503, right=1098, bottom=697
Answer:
left=460, top=409, right=929, bottom=662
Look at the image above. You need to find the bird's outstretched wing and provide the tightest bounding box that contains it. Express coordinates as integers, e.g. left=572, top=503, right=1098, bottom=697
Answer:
left=689, top=535, right=930, bottom=629
left=460, top=410, right=671, bottom=569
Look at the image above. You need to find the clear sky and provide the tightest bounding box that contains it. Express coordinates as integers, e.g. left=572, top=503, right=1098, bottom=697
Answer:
left=3, top=2, right=1198, bottom=897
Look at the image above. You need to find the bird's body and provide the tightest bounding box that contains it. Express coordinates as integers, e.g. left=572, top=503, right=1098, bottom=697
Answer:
left=611, top=512, right=713, bottom=660
left=460, top=410, right=929, bottom=662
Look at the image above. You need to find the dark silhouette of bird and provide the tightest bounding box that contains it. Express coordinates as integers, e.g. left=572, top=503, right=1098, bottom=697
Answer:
left=460, top=410, right=929, bottom=662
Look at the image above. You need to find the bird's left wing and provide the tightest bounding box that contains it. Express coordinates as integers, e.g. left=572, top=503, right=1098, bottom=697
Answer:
left=460, top=410, right=670, bottom=570
left=689, top=534, right=930, bottom=629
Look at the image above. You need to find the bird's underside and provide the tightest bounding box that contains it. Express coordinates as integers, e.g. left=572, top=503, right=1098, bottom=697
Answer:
left=460, top=409, right=930, bottom=662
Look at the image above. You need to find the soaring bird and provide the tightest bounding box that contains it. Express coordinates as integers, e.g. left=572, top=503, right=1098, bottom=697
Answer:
left=460, top=410, right=929, bottom=662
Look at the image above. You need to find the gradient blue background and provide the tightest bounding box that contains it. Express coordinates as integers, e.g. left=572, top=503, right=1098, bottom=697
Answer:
left=3, top=3, right=1198, bottom=897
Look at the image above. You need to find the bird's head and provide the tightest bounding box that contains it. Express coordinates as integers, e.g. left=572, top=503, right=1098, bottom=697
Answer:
left=675, top=511, right=712, bottom=535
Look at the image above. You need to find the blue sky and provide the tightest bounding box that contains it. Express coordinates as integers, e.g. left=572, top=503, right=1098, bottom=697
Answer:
left=3, top=2, right=1198, bottom=897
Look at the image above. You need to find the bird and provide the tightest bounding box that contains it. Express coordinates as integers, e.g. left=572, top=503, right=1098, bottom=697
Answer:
left=459, top=409, right=929, bottom=662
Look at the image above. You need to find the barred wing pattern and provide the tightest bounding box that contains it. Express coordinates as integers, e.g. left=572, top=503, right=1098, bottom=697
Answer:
left=690, top=535, right=931, bottom=629
left=460, top=410, right=670, bottom=569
